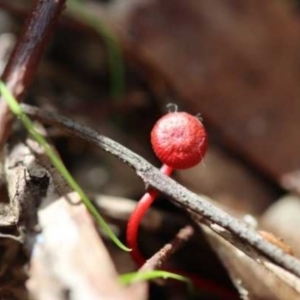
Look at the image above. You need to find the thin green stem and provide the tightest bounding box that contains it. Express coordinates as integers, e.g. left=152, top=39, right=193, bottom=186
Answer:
left=0, top=80, right=130, bottom=251
left=119, top=270, right=192, bottom=292
left=67, top=0, right=125, bottom=98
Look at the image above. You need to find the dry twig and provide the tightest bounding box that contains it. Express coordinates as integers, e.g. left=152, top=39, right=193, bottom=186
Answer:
left=20, top=103, right=300, bottom=279
left=0, top=0, right=66, bottom=149
left=140, top=225, right=194, bottom=272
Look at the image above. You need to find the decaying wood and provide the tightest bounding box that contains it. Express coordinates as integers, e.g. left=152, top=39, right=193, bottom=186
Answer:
left=4, top=140, right=54, bottom=232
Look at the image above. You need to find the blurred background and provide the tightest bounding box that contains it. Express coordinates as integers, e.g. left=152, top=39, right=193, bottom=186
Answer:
left=1, top=0, right=300, bottom=299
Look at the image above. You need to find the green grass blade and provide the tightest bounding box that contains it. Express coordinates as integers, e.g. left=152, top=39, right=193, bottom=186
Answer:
left=0, top=80, right=130, bottom=252
left=119, top=270, right=192, bottom=292
left=67, top=0, right=125, bottom=98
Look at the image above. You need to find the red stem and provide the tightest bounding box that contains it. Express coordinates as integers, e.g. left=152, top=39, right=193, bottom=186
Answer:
left=126, top=164, right=173, bottom=265
left=126, top=164, right=239, bottom=299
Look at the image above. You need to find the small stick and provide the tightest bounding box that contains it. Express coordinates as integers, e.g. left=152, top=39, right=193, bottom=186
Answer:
left=127, top=165, right=173, bottom=266
left=139, top=226, right=238, bottom=299
left=140, top=225, right=194, bottom=271
left=0, top=0, right=66, bottom=150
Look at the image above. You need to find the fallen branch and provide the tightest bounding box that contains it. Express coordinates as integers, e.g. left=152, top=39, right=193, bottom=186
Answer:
left=20, top=103, right=300, bottom=278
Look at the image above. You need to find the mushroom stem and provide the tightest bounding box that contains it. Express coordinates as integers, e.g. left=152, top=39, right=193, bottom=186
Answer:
left=126, top=164, right=173, bottom=266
